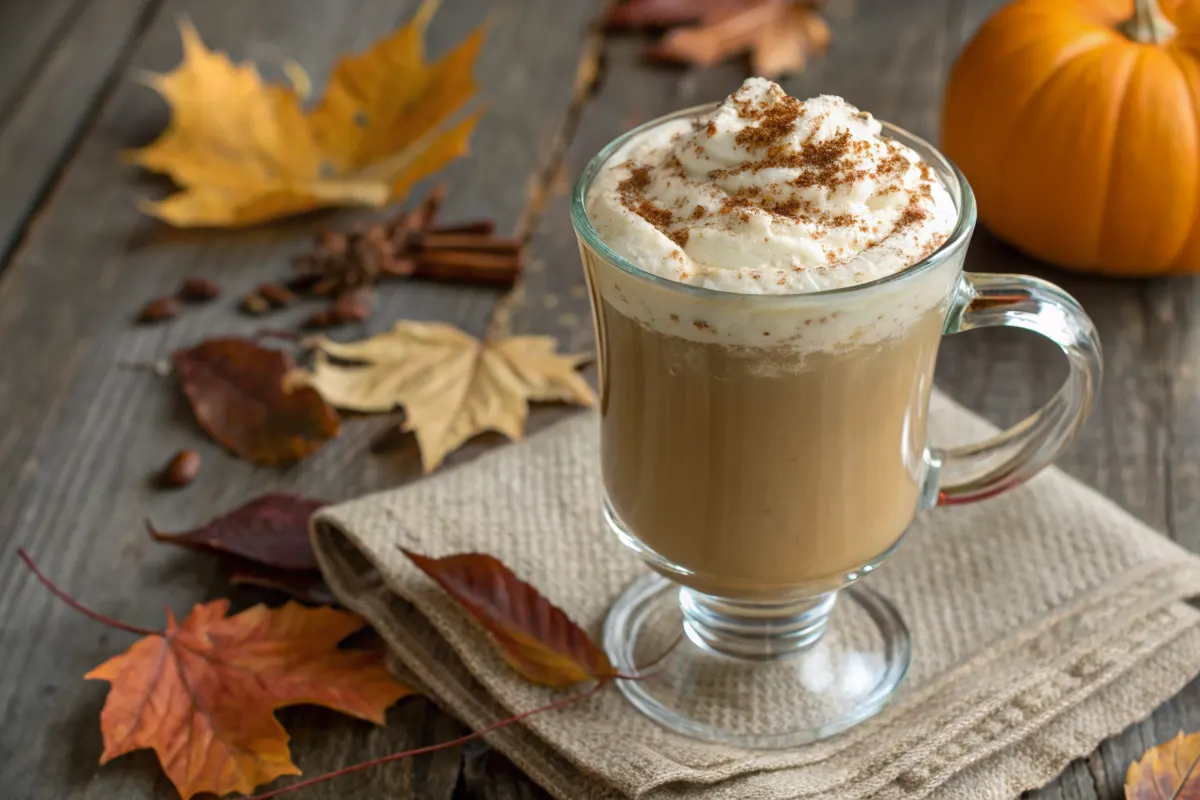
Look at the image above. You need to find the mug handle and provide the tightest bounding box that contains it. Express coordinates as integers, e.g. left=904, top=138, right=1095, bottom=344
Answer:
left=927, top=273, right=1103, bottom=506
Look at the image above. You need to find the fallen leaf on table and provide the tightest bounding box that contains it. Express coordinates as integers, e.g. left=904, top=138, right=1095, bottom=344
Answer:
left=127, top=0, right=484, bottom=227
left=147, top=493, right=327, bottom=570
left=230, top=568, right=337, bottom=607
left=287, top=321, right=596, bottom=472
left=403, top=549, right=615, bottom=687
left=749, top=3, right=831, bottom=78
left=86, top=599, right=413, bottom=799
left=604, top=0, right=748, bottom=27
left=174, top=338, right=340, bottom=465
left=608, top=0, right=829, bottom=79
left=1125, top=730, right=1200, bottom=799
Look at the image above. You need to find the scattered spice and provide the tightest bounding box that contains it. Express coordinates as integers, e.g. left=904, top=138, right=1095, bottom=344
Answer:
left=306, top=289, right=375, bottom=329
left=159, top=449, right=201, bottom=488
left=257, top=282, right=297, bottom=308
left=179, top=277, right=221, bottom=302
left=240, top=293, right=270, bottom=316
left=137, top=296, right=181, bottom=324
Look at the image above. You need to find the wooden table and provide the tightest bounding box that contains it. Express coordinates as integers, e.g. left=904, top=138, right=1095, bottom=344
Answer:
left=0, top=1, right=1194, bottom=797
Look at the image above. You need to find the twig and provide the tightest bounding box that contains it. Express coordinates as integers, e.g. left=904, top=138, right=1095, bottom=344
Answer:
left=17, top=550, right=159, bottom=637
left=244, top=680, right=609, bottom=799
left=117, top=358, right=171, bottom=377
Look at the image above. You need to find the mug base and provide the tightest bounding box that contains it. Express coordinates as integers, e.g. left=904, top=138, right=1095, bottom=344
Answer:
left=603, top=573, right=910, bottom=748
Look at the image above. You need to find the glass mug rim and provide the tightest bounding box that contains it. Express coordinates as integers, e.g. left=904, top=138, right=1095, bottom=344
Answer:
left=569, top=101, right=979, bottom=301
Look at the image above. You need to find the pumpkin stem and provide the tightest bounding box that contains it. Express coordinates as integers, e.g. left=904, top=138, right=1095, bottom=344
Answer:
left=1120, top=0, right=1176, bottom=44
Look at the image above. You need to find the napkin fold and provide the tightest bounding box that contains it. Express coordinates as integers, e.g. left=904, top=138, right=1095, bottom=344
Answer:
left=312, top=392, right=1200, bottom=799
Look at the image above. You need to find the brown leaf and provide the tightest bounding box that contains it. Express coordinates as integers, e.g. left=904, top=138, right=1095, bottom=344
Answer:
left=287, top=321, right=595, bottom=472
left=147, top=492, right=326, bottom=571
left=402, top=549, right=615, bottom=687
left=750, top=4, right=831, bottom=79
left=650, top=0, right=786, bottom=68
left=87, top=599, right=412, bottom=799
left=1126, top=731, right=1200, bottom=799
left=173, top=338, right=340, bottom=465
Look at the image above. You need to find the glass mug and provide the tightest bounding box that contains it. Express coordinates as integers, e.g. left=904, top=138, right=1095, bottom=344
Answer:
left=570, top=105, right=1103, bottom=748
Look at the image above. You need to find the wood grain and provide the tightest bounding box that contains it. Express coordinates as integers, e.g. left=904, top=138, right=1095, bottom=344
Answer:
left=0, top=0, right=604, bottom=797
left=0, top=0, right=1197, bottom=797
left=0, top=0, right=161, bottom=266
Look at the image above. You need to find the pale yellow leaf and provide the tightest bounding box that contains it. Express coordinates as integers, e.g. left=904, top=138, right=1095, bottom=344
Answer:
left=289, top=322, right=596, bottom=472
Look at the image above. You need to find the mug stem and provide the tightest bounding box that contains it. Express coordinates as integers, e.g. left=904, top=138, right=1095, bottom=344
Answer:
left=679, top=588, right=838, bottom=660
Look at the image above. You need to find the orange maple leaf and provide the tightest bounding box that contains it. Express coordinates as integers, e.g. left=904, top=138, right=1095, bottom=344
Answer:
left=127, top=0, right=484, bottom=227
left=85, top=599, right=413, bottom=800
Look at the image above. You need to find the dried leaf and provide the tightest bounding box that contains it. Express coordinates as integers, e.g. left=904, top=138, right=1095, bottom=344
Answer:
left=230, top=568, right=336, bottom=606
left=617, top=0, right=829, bottom=78
left=147, top=493, right=326, bottom=571
left=173, top=338, right=340, bottom=465
left=651, top=0, right=786, bottom=68
left=750, top=5, right=831, bottom=79
left=127, top=0, right=484, bottom=227
left=86, top=600, right=413, bottom=799
left=403, top=549, right=615, bottom=687
left=288, top=321, right=596, bottom=472
left=1126, top=731, right=1200, bottom=799
left=605, top=0, right=741, bottom=28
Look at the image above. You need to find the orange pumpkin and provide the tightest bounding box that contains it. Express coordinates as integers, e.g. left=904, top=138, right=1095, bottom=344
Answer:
left=942, top=0, right=1200, bottom=275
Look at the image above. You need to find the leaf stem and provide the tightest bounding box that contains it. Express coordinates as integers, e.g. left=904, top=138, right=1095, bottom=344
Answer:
left=244, top=679, right=609, bottom=799
left=17, top=549, right=159, bottom=637
left=1171, top=746, right=1200, bottom=799
left=614, top=632, right=684, bottom=681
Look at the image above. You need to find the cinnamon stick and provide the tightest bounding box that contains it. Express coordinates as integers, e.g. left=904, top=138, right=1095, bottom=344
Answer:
left=414, top=250, right=522, bottom=286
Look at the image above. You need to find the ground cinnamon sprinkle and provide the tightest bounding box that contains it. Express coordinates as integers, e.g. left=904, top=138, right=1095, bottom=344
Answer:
left=633, top=199, right=673, bottom=228
left=618, top=165, right=652, bottom=196
left=692, top=205, right=706, bottom=220
left=706, top=120, right=717, bottom=137
left=668, top=229, right=690, bottom=247
left=895, top=196, right=928, bottom=232
left=734, top=96, right=802, bottom=149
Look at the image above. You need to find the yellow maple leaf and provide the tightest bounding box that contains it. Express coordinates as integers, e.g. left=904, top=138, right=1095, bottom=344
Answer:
left=127, top=0, right=483, bottom=227
left=1126, top=730, right=1200, bottom=799
left=288, top=321, right=596, bottom=472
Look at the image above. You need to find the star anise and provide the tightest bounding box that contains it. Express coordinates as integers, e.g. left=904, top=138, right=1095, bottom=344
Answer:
left=291, top=185, right=524, bottom=302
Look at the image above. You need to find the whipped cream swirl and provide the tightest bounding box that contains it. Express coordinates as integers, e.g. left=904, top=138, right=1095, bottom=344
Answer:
left=585, top=78, right=957, bottom=295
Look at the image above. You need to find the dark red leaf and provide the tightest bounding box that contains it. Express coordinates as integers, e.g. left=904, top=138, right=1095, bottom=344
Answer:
left=173, top=338, right=340, bottom=465
left=147, top=493, right=326, bottom=571
left=230, top=568, right=336, bottom=607
left=402, top=549, right=614, bottom=687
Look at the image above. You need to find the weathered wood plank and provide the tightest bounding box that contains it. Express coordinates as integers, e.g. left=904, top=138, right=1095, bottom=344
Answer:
left=0, top=0, right=161, bottom=266
left=0, top=0, right=605, bottom=797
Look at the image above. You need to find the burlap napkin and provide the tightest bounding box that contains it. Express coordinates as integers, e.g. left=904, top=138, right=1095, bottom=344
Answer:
left=311, top=392, right=1200, bottom=799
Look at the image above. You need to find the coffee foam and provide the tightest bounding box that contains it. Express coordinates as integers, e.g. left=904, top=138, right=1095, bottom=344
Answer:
left=586, top=243, right=964, bottom=355
left=582, top=79, right=965, bottom=353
